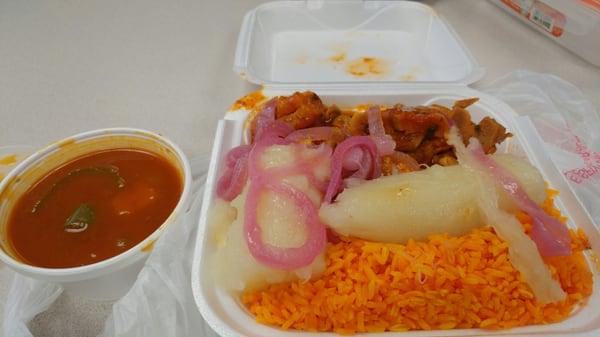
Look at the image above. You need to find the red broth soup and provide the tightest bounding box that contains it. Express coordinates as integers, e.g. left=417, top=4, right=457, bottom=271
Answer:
left=7, top=149, right=182, bottom=268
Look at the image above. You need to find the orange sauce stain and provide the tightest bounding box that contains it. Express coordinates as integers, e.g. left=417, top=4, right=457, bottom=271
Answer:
left=141, top=238, right=156, bottom=253
left=328, top=52, right=346, bottom=64
left=0, top=154, right=17, bottom=165
left=0, top=173, right=4, bottom=181
left=230, top=90, right=266, bottom=111
left=346, top=57, right=389, bottom=78
left=400, top=74, right=416, bottom=81
left=353, top=104, right=371, bottom=112
left=295, top=54, right=309, bottom=64
left=57, top=138, right=76, bottom=149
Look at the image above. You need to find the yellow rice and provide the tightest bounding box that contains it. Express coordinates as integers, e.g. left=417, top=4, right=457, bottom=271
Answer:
left=242, top=191, right=593, bottom=333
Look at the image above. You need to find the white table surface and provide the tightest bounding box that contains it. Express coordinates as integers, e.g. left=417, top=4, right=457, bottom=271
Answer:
left=1, top=1, right=599, bottom=336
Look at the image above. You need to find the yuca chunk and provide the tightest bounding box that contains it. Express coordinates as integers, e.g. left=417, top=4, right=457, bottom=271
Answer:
left=319, top=154, right=545, bottom=243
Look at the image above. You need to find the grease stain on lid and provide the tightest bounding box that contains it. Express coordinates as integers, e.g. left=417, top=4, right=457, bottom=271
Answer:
left=295, top=54, right=309, bottom=64
left=400, top=73, right=416, bottom=81
left=346, top=57, right=389, bottom=78
left=328, top=52, right=347, bottom=64
left=398, top=66, right=421, bottom=81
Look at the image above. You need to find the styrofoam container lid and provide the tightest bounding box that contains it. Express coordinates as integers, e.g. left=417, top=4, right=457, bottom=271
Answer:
left=234, top=0, right=485, bottom=86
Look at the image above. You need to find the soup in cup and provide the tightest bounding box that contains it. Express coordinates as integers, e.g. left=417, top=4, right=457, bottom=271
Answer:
left=0, top=128, right=191, bottom=299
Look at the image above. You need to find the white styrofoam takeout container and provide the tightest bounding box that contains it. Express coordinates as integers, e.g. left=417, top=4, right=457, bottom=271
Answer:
left=192, top=1, right=600, bottom=336
left=0, top=128, right=192, bottom=300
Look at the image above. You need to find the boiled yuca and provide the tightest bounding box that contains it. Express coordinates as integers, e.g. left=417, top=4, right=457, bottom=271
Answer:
left=319, top=154, right=545, bottom=243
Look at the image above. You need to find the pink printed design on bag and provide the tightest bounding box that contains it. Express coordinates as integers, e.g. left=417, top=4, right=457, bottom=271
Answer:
left=563, top=136, right=600, bottom=184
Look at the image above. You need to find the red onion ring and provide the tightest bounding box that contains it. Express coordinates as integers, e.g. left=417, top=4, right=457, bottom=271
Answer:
left=367, top=106, right=396, bottom=156
left=345, top=147, right=373, bottom=179
left=324, top=136, right=380, bottom=203
left=466, top=140, right=571, bottom=256
left=254, top=99, right=276, bottom=139
left=217, top=99, right=294, bottom=202
left=242, top=133, right=328, bottom=270
left=272, top=144, right=332, bottom=193
left=244, top=178, right=326, bottom=270
left=254, top=99, right=294, bottom=142
left=216, top=145, right=251, bottom=201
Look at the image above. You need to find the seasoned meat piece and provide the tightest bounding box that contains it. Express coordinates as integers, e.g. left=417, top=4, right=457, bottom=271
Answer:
left=331, top=113, right=352, bottom=136
left=453, top=97, right=479, bottom=109
left=451, top=107, right=476, bottom=143
left=432, top=150, right=458, bottom=166
left=390, top=108, right=449, bottom=137
left=275, top=91, right=319, bottom=118
left=323, top=105, right=341, bottom=124
left=382, top=152, right=421, bottom=175
left=430, top=104, right=453, bottom=115
left=476, top=117, right=511, bottom=154
left=384, top=105, right=450, bottom=153
left=379, top=107, right=395, bottom=134
left=275, top=91, right=327, bottom=129
left=447, top=98, right=510, bottom=155
left=391, top=132, right=426, bottom=152
left=279, top=105, right=322, bottom=130
left=408, top=138, right=452, bottom=166
left=348, top=112, right=368, bottom=135
left=332, top=111, right=367, bottom=136
left=326, top=127, right=347, bottom=147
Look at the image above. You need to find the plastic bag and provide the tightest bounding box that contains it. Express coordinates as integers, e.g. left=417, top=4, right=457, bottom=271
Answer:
left=1, top=145, right=60, bottom=337
left=3, top=277, right=62, bottom=337
left=482, top=69, right=600, bottom=225
left=99, top=155, right=218, bottom=337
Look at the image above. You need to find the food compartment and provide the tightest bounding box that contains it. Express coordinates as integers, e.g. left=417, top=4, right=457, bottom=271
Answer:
left=192, top=88, right=600, bottom=337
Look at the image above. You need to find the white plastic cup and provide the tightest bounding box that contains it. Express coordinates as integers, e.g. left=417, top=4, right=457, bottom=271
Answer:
left=0, top=128, right=192, bottom=300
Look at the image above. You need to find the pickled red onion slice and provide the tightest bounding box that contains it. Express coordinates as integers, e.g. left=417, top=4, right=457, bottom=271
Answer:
left=465, top=140, right=571, bottom=256
left=257, top=121, right=294, bottom=142
left=255, top=99, right=294, bottom=142
left=367, top=106, right=396, bottom=156
left=244, top=180, right=326, bottom=270
left=218, top=99, right=292, bottom=202
left=324, top=136, right=380, bottom=203
left=447, top=126, right=566, bottom=302
left=247, top=136, right=289, bottom=175
left=225, top=145, right=252, bottom=167
left=254, top=99, right=276, bottom=140
left=216, top=145, right=251, bottom=201
left=243, top=135, right=328, bottom=270
left=345, top=147, right=373, bottom=179
left=266, top=144, right=332, bottom=193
